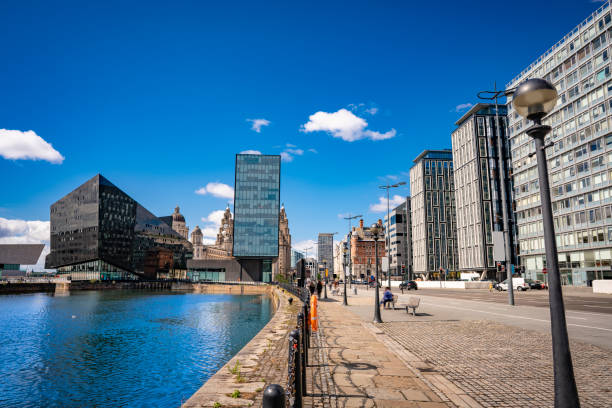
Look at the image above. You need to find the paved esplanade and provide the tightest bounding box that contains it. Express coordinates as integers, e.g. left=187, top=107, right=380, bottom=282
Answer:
left=307, top=287, right=611, bottom=407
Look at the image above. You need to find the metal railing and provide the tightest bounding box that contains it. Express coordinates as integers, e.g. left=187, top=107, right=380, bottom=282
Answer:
left=264, top=283, right=311, bottom=408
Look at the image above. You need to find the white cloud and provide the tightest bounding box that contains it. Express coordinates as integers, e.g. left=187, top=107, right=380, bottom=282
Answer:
left=199, top=209, right=233, bottom=239
left=369, top=195, right=405, bottom=212
left=454, top=103, right=473, bottom=112
left=0, top=217, right=51, bottom=270
left=365, top=107, right=379, bottom=115
left=280, top=152, right=293, bottom=162
left=285, top=148, right=303, bottom=156
left=240, top=150, right=262, bottom=155
left=246, top=118, right=270, bottom=133
left=195, top=182, right=234, bottom=200
left=308, top=148, right=318, bottom=154
left=204, top=209, right=226, bottom=226
left=301, top=108, right=396, bottom=142
left=286, top=143, right=297, bottom=148
left=0, top=129, right=64, bottom=164
left=293, top=239, right=318, bottom=259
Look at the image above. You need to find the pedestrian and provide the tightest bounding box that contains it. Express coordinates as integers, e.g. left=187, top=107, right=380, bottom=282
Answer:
left=381, top=286, right=394, bottom=309
left=316, top=280, right=323, bottom=298
left=308, top=279, right=316, bottom=296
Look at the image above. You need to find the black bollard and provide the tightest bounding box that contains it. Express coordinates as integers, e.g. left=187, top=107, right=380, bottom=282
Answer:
left=288, top=297, right=293, bottom=305
left=262, top=384, right=286, bottom=408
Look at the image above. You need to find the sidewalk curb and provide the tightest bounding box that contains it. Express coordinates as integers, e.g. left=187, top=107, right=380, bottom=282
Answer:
left=362, top=322, right=484, bottom=408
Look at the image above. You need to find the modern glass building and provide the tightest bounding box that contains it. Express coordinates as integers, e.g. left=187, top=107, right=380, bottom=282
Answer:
left=410, top=150, right=458, bottom=279
left=317, top=233, right=334, bottom=276
left=291, top=249, right=304, bottom=268
left=45, top=174, right=193, bottom=280
left=506, top=2, right=612, bottom=285
left=232, top=154, right=281, bottom=282
left=452, top=104, right=518, bottom=280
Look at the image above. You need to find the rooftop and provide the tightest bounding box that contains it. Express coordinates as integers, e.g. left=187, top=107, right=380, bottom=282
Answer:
left=0, top=244, right=45, bottom=265
left=413, top=149, right=453, bottom=164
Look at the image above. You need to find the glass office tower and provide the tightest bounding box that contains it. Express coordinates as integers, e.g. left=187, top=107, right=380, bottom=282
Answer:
left=317, top=233, right=334, bottom=276
left=233, top=154, right=281, bottom=282
left=506, top=2, right=612, bottom=285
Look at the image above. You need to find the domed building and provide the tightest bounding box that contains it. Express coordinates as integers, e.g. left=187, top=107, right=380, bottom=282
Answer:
left=171, top=206, right=189, bottom=240
left=191, top=226, right=204, bottom=259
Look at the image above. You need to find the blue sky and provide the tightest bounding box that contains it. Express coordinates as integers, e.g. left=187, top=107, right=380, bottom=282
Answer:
left=0, top=0, right=605, bottom=263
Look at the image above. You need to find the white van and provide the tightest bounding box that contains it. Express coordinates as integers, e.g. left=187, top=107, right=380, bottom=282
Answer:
left=496, top=277, right=530, bottom=292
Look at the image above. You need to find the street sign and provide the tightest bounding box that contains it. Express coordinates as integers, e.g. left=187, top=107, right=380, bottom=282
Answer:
left=542, top=267, right=547, bottom=274
left=381, top=257, right=389, bottom=272
left=492, top=231, right=505, bottom=261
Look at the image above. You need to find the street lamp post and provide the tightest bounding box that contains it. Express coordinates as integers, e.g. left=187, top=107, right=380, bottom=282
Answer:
left=370, top=222, right=383, bottom=323
left=511, top=78, right=580, bottom=407
left=343, top=214, right=362, bottom=288
left=478, top=83, right=515, bottom=306
left=379, top=182, right=407, bottom=288
left=323, top=260, right=328, bottom=299
left=342, top=243, right=348, bottom=306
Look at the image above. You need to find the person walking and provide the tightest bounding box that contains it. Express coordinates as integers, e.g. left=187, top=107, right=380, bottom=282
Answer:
left=316, top=280, right=323, bottom=298
left=308, top=278, right=316, bottom=296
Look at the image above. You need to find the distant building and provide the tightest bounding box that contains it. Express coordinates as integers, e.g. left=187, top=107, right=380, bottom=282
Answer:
left=303, top=257, right=318, bottom=280
left=291, top=249, right=304, bottom=268
left=317, top=233, right=334, bottom=277
left=159, top=206, right=189, bottom=240
left=383, top=198, right=412, bottom=277
left=274, top=206, right=292, bottom=280
left=45, top=174, right=193, bottom=280
left=191, top=226, right=204, bottom=259
left=0, top=244, right=45, bottom=277
left=452, top=103, right=517, bottom=280
left=232, top=154, right=281, bottom=282
left=350, top=219, right=386, bottom=280
left=410, top=150, right=458, bottom=279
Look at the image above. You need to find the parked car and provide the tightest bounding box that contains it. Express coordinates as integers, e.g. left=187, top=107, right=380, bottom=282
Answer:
left=496, top=277, right=530, bottom=291
left=399, top=280, right=418, bottom=290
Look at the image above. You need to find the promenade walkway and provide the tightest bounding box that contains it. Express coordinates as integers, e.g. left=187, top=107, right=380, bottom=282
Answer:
left=306, top=289, right=611, bottom=408
left=306, top=298, right=457, bottom=408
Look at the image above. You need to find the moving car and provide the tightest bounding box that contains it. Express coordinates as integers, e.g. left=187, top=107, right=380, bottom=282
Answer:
left=496, top=277, right=530, bottom=291
left=399, top=280, right=418, bottom=290
left=526, top=279, right=547, bottom=290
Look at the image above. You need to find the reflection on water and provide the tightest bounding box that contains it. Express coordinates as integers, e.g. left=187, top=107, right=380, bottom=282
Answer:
left=0, top=291, right=272, bottom=408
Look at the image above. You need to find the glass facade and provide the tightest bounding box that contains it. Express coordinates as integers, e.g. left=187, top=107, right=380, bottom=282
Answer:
left=317, top=233, right=334, bottom=275
left=507, top=2, right=612, bottom=285
left=187, top=268, right=226, bottom=282
left=233, top=154, right=281, bottom=258
left=46, top=174, right=193, bottom=280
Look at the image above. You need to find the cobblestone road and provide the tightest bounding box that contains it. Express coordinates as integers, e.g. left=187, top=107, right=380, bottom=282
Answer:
left=379, top=320, right=611, bottom=408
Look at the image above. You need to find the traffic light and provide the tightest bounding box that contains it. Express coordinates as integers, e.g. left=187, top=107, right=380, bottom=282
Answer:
left=496, top=262, right=502, bottom=273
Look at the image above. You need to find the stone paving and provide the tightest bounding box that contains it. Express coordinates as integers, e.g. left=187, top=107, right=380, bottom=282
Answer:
left=378, top=319, right=612, bottom=408
left=306, top=299, right=455, bottom=408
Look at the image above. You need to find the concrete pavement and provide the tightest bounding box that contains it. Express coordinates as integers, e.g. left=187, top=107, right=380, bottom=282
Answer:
left=313, top=288, right=611, bottom=407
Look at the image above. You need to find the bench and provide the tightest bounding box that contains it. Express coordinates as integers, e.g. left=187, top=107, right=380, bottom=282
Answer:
left=404, top=297, right=420, bottom=316
left=383, top=294, right=399, bottom=309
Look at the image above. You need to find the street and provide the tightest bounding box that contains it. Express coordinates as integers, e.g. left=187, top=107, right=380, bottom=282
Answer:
left=344, top=286, right=612, bottom=350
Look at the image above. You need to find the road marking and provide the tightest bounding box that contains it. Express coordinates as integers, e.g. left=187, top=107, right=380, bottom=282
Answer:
left=428, top=303, right=612, bottom=332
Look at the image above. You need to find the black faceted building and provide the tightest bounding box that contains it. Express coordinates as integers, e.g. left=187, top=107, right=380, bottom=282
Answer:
left=46, top=174, right=193, bottom=280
